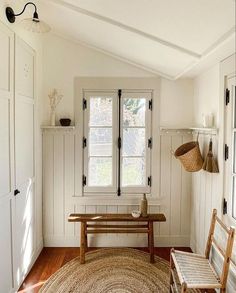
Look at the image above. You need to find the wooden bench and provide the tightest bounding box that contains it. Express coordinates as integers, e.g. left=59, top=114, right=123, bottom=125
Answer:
left=68, top=213, right=166, bottom=264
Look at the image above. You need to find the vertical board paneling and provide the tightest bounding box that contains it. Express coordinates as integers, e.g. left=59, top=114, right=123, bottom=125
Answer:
left=205, top=173, right=212, bottom=246
left=160, top=136, right=171, bottom=235
left=170, top=136, right=182, bottom=235
left=65, top=204, right=75, bottom=237
left=199, top=170, right=206, bottom=254
left=43, top=132, right=54, bottom=235
left=53, top=133, right=64, bottom=235
left=191, top=135, right=222, bottom=252
left=65, top=133, right=75, bottom=201
left=43, top=131, right=192, bottom=247
left=181, top=136, right=191, bottom=236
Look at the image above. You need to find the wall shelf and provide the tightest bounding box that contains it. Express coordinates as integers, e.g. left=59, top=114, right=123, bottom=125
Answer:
left=160, top=126, right=218, bottom=135
left=189, top=127, right=218, bottom=133
left=41, top=126, right=75, bottom=130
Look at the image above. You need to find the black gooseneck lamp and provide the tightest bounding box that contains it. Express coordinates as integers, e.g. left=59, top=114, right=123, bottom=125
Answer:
left=5, top=2, right=50, bottom=33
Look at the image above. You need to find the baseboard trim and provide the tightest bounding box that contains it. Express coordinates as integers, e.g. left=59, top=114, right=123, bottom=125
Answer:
left=44, top=235, right=190, bottom=247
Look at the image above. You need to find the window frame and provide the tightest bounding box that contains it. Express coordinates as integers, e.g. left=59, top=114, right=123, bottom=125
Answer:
left=83, top=90, right=118, bottom=194
left=224, top=75, right=236, bottom=222
left=83, top=89, right=152, bottom=196
left=120, top=91, right=152, bottom=194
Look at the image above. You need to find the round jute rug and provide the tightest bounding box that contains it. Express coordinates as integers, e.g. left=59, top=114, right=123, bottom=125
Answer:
left=39, top=248, right=196, bottom=293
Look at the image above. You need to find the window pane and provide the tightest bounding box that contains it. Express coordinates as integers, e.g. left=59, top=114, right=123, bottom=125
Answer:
left=234, top=86, right=236, bottom=128
left=88, top=158, right=112, bottom=186
left=234, top=132, right=236, bottom=173
left=123, top=98, right=146, bottom=127
left=233, top=177, right=236, bottom=219
left=89, top=128, right=112, bottom=156
left=122, top=158, right=145, bottom=186
left=90, top=97, right=112, bottom=126
left=123, top=128, right=145, bottom=156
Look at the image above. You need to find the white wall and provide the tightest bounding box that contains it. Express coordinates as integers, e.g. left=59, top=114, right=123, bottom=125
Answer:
left=42, top=33, right=194, bottom=128
left=160, top=78, right=193, bottom=127
left=191, top=56, right=236, bottom=292
left=0, top=0, right=44, bottom=275
left=193, top=64, right=220, bottom=127
left=41, top=33, right=194, bottom=248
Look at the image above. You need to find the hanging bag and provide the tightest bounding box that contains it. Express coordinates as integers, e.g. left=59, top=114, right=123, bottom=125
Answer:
left=174, top=134, right=203, bottom=172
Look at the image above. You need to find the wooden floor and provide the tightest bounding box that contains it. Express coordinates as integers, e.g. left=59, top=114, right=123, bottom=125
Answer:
left=18, top=247, right=191, bottom=293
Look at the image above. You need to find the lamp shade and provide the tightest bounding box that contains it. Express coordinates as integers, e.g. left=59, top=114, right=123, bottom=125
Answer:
left=21, top=18, right=51, bottom=33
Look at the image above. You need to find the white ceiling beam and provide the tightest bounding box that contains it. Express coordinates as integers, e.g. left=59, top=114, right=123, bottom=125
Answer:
left=174, top=27, right=235, bottom=79
left=47, top=0, right=201, bottom=59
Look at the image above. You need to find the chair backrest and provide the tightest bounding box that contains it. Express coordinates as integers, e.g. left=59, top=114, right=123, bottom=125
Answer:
left=205, top=209, right=235, bottom=287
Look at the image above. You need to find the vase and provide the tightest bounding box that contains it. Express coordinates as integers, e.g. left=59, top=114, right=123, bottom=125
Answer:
left=140, top=193, right=148, bottom=217
left=50, top=110, right=56, bottom=126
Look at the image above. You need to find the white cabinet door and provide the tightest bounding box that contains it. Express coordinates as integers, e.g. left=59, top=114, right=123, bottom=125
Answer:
left=0, top=22, right=14, bottom=293
left=13, top=37, right=35, bottom=288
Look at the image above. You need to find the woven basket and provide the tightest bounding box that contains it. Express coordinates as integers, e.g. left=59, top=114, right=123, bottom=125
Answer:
left=174, top=141, right=203, bottom=172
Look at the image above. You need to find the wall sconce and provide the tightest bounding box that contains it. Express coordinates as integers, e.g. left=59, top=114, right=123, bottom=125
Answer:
left=6, top=2, right=51, bottom=33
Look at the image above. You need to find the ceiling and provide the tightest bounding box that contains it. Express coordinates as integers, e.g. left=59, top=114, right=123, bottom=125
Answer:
left=36, top=0, right=236, bottom=79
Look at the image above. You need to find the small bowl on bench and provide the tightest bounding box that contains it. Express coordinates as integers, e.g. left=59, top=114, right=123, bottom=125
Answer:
left=131, top=210, right=141, bottom=218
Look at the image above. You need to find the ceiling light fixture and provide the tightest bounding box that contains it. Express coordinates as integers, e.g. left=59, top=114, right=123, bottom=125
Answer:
left=5, top=2, right=51, bottom=33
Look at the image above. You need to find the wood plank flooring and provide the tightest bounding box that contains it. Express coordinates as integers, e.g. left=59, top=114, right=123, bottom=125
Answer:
left=18, top=247, right=191, bottom=293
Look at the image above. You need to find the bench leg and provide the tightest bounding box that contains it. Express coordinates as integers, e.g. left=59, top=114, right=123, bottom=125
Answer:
left=149, top=221, right=154, bottom=263
left=80, top=221, right=86, bottom=264
left=85, top=222, right=88, bottom=252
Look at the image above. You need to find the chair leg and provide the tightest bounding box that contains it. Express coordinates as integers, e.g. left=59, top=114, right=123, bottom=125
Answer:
left=169, top=249, right=174, bottom=292
left=181, top=282, right=187, bottom=293
left=169, top=271, right=174, bottom=292
left=220, top=288, right=226, bottom=293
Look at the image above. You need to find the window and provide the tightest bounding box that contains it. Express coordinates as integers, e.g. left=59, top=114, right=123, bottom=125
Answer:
left=83, top=90, right=152, bottom=196
left=224, top=76, right=236, bottom=219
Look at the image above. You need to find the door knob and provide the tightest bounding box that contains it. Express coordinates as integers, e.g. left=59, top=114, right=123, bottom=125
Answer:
left=14, top=189, right=20, bottom=196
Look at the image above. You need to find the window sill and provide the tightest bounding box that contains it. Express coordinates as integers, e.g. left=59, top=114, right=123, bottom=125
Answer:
left=71, top=194, right=160, bottom=206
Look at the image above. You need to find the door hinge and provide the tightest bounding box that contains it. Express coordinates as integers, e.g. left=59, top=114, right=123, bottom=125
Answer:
left=117, top=187, right=121, bottom=196
left=82, top=175, right=87, bottom=186
left=148, top=138, right=152, bottom=149
left=149, top=99, right=153, bottom=111
left=118, top=137, right=122, bottom=149
left=223, top=198, right=227, bottom=215
left=224, top=144, right=229, bottom=161
left=14, top=189, right=20, bottom=196
left=83, top=98, right=87, bottom=110
left=148, top=176, right=152, bottom=187
left=83, top=137, right=87, bottom=148
left=225, top=88, right=230, bottom=106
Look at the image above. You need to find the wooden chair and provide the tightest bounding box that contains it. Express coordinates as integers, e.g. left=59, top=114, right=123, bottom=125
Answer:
left=169, top=209, right=235, bottom=293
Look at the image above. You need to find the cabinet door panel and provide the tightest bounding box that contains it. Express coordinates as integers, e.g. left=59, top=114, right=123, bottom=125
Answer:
left=15, top=98, right=34, bottom=186
left=0, top=29, right=10, bottom=91
left=14, top=37, right=35, bottom=288
left=15, top=39, right=34, bottom=99
left=0, top=98, right=11, bottom=197
left=14, top=180, right=35, bottom=286
left=0, top=22, right=14, bottom=293
left=0, top=197, right=13, bottom=292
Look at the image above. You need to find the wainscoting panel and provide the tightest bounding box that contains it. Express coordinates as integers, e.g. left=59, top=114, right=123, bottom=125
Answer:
left=43, top=129, right=192, bottom=247
left=191, top=134, right=236, bottom=292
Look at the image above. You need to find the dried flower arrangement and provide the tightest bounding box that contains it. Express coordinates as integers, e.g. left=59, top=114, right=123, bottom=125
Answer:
left=48, top=89, right=63, bottom=126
